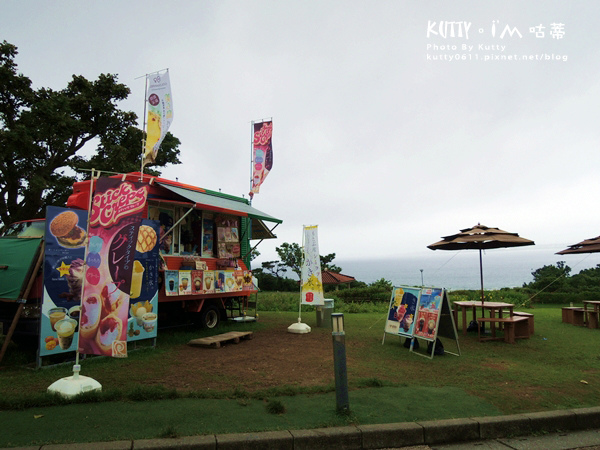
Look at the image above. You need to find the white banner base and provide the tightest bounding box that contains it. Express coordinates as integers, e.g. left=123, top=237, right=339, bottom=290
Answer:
left=47, top=365, right=102, bottom=398
left=288, top=319, right=311, bottom=334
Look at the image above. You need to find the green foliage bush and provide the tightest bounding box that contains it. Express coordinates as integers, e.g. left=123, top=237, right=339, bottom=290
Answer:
left=334, top=286, right=391, bottom=304
left=257, top=292, right=299, bottom=311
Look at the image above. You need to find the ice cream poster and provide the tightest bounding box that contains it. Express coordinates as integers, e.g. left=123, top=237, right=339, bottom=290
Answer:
left=203, top=270, right=215, bottom=293
left=165, top=270, right=179, bottom=296
left=191, top=270, right=203, bottom=294
left=384, top=286, right=421, bottom=337
left=39, top=206, right=88, bottom=357
left=179, top=270, right=192, bottom=295
left=79, top=177, right=148, bottom=357
left=413, top=288, right=443, bottom=341
left=300, top=225, right=324, bottom=306
left=127, top=219, right=160, bottom=342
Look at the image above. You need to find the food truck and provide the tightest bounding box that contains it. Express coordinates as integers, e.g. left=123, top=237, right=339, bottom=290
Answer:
left=0, top=171, right=281, bottom=361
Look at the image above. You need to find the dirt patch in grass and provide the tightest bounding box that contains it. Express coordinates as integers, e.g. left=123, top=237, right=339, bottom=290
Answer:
left=151, top=321, right=341, bottom=392
left=480, top=361, right=511, bottom=371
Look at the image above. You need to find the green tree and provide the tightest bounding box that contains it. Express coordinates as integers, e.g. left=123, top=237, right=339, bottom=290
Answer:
left=276, top=242, right=302, bottom=278
left=261, top=260, right=286, bottom=278
left=525, top=261, right=571, bottom=292
left=0, top=41, right=181, bottom=228
left=276, top=242, right=343, bottom=278
left=320, top=252, right=342, bottom=273
left=78, top=126, right=180, bottom=176
left=567, top=264, right=600, bottom=291
left=369, top=278, right=393, bottom=290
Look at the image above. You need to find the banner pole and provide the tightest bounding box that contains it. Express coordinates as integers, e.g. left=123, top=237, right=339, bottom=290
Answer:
left=299, top=226, right=306, bottom=322
left=249, top=121, right=254, bottom=205
left=74, top=168, right=97, bottom=367
left=287, top=225, right=311, bottom=334
left=140, top=74, right=149, bottom=181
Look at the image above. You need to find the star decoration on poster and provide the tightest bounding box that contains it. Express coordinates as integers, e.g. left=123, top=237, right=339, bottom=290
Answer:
left=56, top=261, right=71, bottom=277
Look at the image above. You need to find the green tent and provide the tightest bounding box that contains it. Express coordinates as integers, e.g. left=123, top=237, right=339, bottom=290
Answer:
left=0, top=237, right=43, bottom=300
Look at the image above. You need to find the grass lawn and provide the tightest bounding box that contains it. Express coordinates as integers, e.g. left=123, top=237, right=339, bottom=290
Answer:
left=1, top=303, right=600, bottom=447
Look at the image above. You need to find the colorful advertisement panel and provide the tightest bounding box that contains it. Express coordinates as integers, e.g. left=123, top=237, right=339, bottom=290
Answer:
left=127, top=219, right=160, bottom=342
left=40, top=206, right=88, bottom=356
left=301, top=225, right=324, bottom=306
left=413, top=288, right=443, bottom=341
left=384, top=286, right=421, bottom=337
left=165, top=270, right=179, bottom=296
left=249, top=120, right=273, bottom=198
left=79, top=178, right=148, bottom=357
left=143, top=70, right=174, bottom=166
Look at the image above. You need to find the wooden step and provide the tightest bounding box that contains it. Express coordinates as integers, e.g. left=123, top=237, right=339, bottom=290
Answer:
left=188, top=331, right=254, bottom=349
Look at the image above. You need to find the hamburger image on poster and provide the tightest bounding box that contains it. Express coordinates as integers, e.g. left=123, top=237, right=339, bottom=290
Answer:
left=50, top=211, right=86, bottom=248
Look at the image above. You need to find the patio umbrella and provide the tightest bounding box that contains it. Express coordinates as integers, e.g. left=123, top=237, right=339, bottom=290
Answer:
left=556, top=236, right=600, bottom=255
left=428, top=224, right=535, bottom=302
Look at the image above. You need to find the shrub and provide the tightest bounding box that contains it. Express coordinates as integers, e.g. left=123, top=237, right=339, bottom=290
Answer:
left=265, top=399, right=286, bottom=414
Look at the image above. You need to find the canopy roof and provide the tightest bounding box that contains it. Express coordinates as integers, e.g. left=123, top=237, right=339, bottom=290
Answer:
left=157, top=182, right=282, bottom=224
left=556, top=236, right=600, bottom=255
left=428, top=224, right=534, bottom=251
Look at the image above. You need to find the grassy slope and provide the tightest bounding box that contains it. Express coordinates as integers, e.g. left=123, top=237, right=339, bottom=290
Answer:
left=1, top=304, right=600, bottom=447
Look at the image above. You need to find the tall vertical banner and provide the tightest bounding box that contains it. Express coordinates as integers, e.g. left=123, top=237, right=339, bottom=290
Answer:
left=143, top=70, right=174, bottom=166
left=249, top=120, right=273, bottom=198
left=301, top=225, right=324, bottom=306
left=80, top=178, right=149, bottom=357
left=40, top=206, right=88, bottom=356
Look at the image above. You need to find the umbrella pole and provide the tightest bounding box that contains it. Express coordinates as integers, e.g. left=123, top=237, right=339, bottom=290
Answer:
left=479, top=247, right=485, bottom=305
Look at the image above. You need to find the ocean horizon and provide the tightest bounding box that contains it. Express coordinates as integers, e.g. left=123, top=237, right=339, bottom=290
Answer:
left=335, top=247, right=600, bottom=291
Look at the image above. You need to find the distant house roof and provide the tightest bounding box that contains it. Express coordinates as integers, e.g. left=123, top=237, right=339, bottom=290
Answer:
left=321, top=270, right=355, bottom=285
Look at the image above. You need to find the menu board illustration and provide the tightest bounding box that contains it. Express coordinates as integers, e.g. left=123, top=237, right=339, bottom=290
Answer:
left=413, top=288, right=443, bottom=341
left=385, top=286, right=421, bottom=337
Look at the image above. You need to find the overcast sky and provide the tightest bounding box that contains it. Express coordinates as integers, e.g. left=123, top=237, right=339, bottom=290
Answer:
left=2, top=1, right=599, bottom=269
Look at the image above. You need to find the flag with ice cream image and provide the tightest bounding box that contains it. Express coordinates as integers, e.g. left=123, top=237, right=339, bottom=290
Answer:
left=249, top=120, right=273, bottom=198
left=79, top=177, right=148, bottom=357
left=143, top=70, right=173, bottom=166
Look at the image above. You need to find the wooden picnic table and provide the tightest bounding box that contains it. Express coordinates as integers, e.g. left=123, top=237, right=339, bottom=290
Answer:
left=583, top=301, right=600, bottom=329
left=453, top=300, right=514, bottom=338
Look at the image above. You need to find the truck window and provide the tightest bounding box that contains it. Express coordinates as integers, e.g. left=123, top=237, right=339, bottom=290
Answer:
left=180, top=210, right=202, bottom=255
left=3, top=220, right=46, bottom=238
left=202, top=213, right=215, bottom=257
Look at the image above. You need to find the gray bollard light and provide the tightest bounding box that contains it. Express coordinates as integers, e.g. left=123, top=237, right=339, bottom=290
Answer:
left=331, top=313, right=349, bottom=413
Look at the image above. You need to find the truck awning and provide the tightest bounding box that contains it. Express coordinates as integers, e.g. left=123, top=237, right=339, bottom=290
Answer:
left=156, top=183, right=281, bottom=240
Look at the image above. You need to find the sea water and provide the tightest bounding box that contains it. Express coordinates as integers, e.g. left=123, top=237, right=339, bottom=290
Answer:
left=336, top=247, right=600, bottom=290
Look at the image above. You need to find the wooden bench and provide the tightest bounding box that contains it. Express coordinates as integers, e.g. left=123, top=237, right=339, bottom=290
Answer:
left=187, top=331, right=254, bottom=349
left=562, top=307, right=585, bottom=326
left=512, top=311, right=534, bottom=335
left=477, top=317, right=530, bottom=344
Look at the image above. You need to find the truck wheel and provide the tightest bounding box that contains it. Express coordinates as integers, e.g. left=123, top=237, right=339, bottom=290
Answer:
left=200, top=305, right=220, bottom=329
